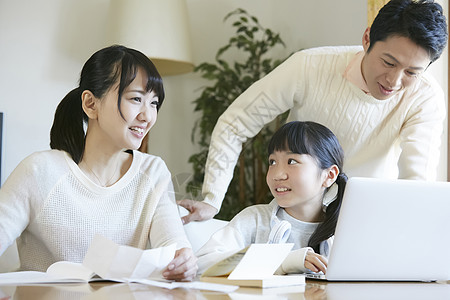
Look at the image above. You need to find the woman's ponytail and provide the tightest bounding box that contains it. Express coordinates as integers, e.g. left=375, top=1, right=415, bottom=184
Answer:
left=50, top=88, right=86, bottom=164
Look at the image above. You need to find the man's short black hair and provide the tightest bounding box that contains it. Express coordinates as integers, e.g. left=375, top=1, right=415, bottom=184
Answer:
left=369, top=0, right=448, bottom=63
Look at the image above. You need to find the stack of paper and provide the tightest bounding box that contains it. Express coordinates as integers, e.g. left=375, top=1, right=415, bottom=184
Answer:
left=200, top=243, right=306, bottom=288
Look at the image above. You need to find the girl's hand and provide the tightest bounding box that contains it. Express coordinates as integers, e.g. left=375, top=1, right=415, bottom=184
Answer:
left=305, top=249, right=328, bottom=274
left=162, top=247, right=198, bottom=281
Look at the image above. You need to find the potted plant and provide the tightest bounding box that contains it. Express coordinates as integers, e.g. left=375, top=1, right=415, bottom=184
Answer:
left=187, top=8, right=289, bottom=220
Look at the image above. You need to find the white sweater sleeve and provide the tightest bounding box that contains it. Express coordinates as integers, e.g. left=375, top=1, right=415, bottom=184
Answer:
left=148, top=169, right=191, bottom=250
left=195, top=204, right=267, bottom=274
left=202, top=52, right=304, bottom=210
left=196, top=225, right=246, bottom=275
left=275, top=247, right=312, bottom=275
left=0, top=157, right=34, bottom=253
left=276, top=236, right=334, bottom=274
left=397, top=79, right=445, bottom=180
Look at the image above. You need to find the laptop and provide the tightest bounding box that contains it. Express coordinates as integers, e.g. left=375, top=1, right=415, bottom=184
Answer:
left=307, top=177, right=450, bottom=281
left=324, top=282, right=450, bottom=299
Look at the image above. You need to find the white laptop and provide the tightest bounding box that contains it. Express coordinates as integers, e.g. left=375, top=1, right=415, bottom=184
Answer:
left=307, top=177, right=450, bottom=281
left=325, top=282, right=450, bottom=300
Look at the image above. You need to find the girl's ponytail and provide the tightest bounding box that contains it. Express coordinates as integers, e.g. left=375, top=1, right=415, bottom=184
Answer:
left=50, top=88, right=86, bottom=163
left=308, top=172, right=348, bottom=252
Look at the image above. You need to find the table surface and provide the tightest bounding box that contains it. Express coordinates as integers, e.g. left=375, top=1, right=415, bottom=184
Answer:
left=1, top=279, right=450, bottom=300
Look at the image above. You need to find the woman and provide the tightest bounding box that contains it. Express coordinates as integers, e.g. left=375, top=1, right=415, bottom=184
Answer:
left=0, top=45, right=197, bottom=281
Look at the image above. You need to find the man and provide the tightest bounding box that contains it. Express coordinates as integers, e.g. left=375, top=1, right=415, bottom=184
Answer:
left=179, top=0, right=448, bottom=223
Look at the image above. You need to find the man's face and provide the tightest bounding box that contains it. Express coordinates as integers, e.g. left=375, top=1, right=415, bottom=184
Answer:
left=361, top=29, right=431, bottom=100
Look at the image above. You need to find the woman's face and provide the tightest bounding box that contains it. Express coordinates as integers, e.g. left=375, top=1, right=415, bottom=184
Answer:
left=266, top=150, right=328, bottom=221
left=95, top=68, right=159, bottom=151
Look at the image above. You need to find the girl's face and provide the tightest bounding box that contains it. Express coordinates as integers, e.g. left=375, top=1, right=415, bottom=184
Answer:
left=95, top=68, right=158, bottom=151
left=266, top=150, right=329, bottom=222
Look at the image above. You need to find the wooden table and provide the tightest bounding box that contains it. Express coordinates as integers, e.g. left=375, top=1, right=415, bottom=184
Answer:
left=1, top=279, right=449, bottom=299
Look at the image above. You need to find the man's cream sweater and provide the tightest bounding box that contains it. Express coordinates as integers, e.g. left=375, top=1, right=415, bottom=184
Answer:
left=203, top=46, right=445, bottom=210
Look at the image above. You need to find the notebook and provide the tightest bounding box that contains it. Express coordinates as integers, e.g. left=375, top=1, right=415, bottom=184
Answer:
left=307, top=177, right=450, bottom=282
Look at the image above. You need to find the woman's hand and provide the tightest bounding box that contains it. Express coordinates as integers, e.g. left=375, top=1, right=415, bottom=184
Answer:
left=162, top=247, right=198, bottom=281
left=305, top=249, right=328, bottom=274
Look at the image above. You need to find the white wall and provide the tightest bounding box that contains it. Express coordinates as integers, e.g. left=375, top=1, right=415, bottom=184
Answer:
left=0, top=0, right=111, bottom=185
left=430, top=0, right=449, bottom=180
left=0, top=0, right=447, bottom=189
left=147, top=0, right=368, bottom=196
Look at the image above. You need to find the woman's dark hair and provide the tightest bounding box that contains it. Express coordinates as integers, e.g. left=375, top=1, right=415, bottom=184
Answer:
left=268, top=121, right=347, bottom=252
left=50, top=45, right=165, bottom=163
left=369, top=0, right=448, bottom=63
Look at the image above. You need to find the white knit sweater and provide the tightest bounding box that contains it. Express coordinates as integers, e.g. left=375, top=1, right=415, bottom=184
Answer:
left=0, top=150, right=190, bottom=271
left=196, top=200, right=332, bottom=275
left=203, top=46, right=445, bottom=210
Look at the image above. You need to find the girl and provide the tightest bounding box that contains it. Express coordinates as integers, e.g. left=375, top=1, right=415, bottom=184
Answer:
left=0, top=45, right=197, bottom=281
left=196, top=121, right=347, bottom=274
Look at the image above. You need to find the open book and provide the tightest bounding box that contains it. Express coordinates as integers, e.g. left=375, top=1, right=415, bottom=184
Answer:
left=0, top=234, right=176, bottom=284
left=0, top=235, right=239, bottom=293
left=200, top=243, right=306, bottom=288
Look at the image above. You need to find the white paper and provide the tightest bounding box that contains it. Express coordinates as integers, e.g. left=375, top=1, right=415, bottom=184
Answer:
left=130, top=243, right=176, bottom=279
left=131, top=278, right=239, bottom=293
left=227, top=243, right=293, bottom=279
left=83, top=234, right=177, bottom=280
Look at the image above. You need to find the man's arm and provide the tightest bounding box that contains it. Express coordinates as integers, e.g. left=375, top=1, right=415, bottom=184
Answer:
left=177, top=199, right=218, bottom=224
left=181, top=51, right=307, bottom=223
left=397, top=81, right=445, bottom=180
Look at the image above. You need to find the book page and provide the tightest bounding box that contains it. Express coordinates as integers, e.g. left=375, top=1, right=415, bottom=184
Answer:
left=0, top=271, right=63, bottom=284
left=46, top=261, right=95, bottom=281
left=201, top=243, right=294, bottom=280
left=228, top=243, right=293, bottom=279
left=201, top=246, right=249, bottom=277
